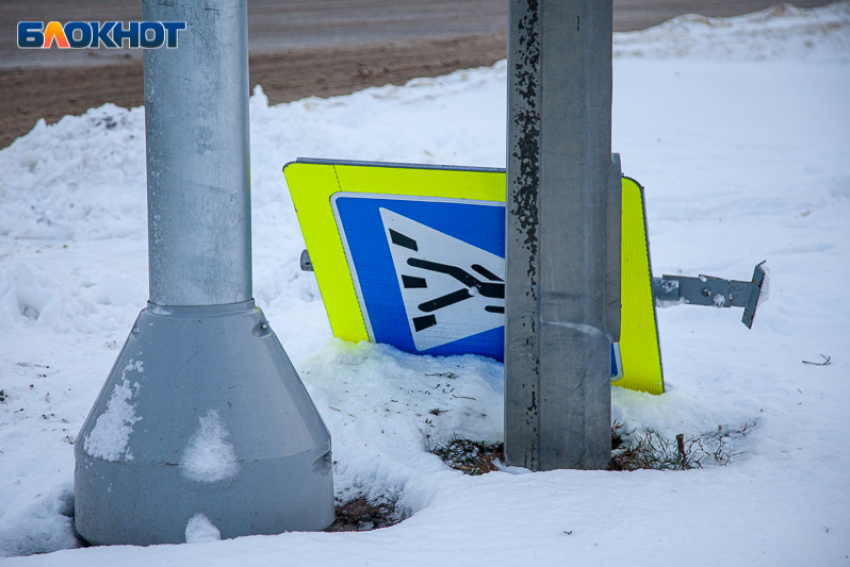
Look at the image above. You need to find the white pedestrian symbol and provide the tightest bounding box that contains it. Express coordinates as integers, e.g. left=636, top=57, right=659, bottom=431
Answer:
left=379, top=208, right=505, bottom=351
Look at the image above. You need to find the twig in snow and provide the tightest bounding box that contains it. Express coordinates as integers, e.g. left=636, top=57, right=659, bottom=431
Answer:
left=802, top=354, right=831, bottom=366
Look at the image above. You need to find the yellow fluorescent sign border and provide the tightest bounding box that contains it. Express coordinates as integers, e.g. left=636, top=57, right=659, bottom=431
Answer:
left=283, top=160, right=663, bottom=394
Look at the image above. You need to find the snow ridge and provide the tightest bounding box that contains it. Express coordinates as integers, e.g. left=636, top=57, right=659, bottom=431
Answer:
left=614, top=2, right=850, bottom=61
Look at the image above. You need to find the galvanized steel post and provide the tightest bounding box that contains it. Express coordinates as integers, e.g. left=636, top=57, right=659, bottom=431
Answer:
left=74, top=0, right=334, bottom=545
left=504, top=0, right=621, bottom=470
left=144, top=0, right=252, bottom=306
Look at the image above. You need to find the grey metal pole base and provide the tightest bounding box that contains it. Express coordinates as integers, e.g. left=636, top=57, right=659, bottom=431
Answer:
left=74, top=301, right=334, bottom=545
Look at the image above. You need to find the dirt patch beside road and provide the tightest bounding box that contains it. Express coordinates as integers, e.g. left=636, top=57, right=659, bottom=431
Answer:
left=249, top=33, right=509, bottom=105
left=0, top=33, right=508, bottom=149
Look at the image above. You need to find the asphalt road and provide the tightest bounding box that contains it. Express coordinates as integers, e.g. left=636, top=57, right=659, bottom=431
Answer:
left=0, top=0, right=836, bottom=148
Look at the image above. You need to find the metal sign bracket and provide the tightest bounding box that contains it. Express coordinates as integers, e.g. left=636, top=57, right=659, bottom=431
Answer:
left=653, top=261, right=768, bottom=328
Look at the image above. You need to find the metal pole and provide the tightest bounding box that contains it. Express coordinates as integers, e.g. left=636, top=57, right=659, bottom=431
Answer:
left=505, top=0, right=621, bottom=470
left=144, top=0, right=251, bottom=306
left=74, top=0, right=334, bottom=545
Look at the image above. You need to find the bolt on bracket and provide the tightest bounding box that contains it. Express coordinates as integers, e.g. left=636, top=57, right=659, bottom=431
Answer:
left=300, top=249, right=314, bottom=271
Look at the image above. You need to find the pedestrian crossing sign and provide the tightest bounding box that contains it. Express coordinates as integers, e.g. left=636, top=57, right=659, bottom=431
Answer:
left=334, top=193, right=506, bottom=359
left=283, top=158, right=663, bottom=394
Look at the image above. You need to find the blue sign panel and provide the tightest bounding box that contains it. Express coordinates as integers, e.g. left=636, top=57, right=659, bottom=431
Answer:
left=333, top=193, right=506, bottom=360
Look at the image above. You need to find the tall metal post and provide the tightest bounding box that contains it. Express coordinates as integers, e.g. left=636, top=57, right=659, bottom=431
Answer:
left=144, top=0, right=252, bottom=306
left=74, top=0, right=334, bottom=545
left=505, top=0, right=621, bottom=470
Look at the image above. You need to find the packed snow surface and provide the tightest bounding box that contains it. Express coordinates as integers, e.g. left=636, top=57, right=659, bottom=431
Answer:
left=180, top=411, right=240, bottom=483
left=1, top=3, right=849, bottom=565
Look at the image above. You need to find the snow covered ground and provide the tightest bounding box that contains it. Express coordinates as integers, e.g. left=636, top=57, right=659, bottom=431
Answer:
left=1, top=3, right=849, bottom=565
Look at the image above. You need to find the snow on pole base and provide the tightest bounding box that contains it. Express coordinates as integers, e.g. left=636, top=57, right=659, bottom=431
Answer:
left=74, top=301, right=334, bottom=545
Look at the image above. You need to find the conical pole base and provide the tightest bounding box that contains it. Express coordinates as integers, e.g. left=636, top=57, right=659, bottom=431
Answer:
left=74, top=300, right=334, bottom=545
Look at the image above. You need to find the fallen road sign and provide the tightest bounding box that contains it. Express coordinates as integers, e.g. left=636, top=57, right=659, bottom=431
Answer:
left=284, top=158, right=662, bottom=394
